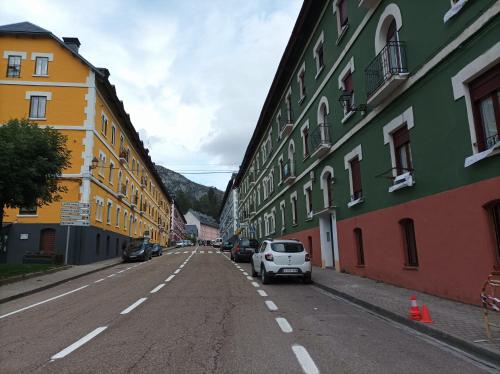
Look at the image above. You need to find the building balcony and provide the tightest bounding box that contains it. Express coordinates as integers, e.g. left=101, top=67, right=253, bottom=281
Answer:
left=140, top=177, right=147, bottom=188
left=366, top=41, right=408, bottom=107
left=117, top=184, right=126, bottom=199
left=282, top=160, right=296, bottom=185
left=130, top=196, right=138, bottom=209
left=119, top=149, right=129, bottom=164
left=308, top=124, right=332, bottom=159
left=279, top=109, right=294, bottom=138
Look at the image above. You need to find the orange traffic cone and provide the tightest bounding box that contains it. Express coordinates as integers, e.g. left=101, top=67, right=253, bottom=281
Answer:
left=409, top=295, right=421, bottom=321
left=420, top=304, right=433, bottom=323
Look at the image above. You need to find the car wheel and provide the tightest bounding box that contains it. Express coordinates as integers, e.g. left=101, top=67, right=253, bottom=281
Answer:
left=261, top=265, right=270, bottom=284
left=303, top=273, right=312, bottom=284
left=251, top=261, right=257, bottom=277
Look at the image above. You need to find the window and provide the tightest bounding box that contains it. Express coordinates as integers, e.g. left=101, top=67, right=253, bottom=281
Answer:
left=400, top=218, right=418, bottom=267
left=393, top=126, right=412, bottom=176
left=19, top=206, right=37, bottom=215
left=338, top=0, right=348, bottom=27
left=98, top=152, right=106, bottom=177
left=111, top=125, right=116, bottom=145
left=279, top=201, right=286, bottom=231
left=350, top=157, right=362, bottom=199
left=109, top=162, right=114, bottom=183
left=342, top=72, right=354, bottom=113
left=35, top=57, right=48, bottom=76
left=470, top=67, right=500, bottom=152
left=485, top=201, right=500, bottom=266
left=313, top=32, right=325, bottom=77
left=29, top=96, right=47, bottom=119
left=7, top=55, right=21, bottom=77
left=106, top=201, right=112, bottom=224
left=354, top=228, right=365, bottom=266
left=297, top=63, right=306, bottom=102
left=290, top=192, right=298, bottom=225
left=116, top=207, right=121, bottom=227
left=285, top=90, right=293, bottom=123
left=95, top=198, right=104, bottom=222
left=101, top=114, right=108, bottom=136
left=301, top=121, right=310, bottom=157
left=124, top=211, right=128, bottom=230
left=305, top=187, right=313, bottom=217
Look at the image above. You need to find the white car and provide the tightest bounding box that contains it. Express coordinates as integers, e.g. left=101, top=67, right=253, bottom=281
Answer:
left=251, top=239, right=312, bottom=284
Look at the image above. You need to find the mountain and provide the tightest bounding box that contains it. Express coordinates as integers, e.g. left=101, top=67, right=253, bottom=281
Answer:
left=155, top=165, right=223, bottom=219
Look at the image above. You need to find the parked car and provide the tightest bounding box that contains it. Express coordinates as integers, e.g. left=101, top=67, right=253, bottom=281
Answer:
left=122, top=238, right=152, bottom=262
left=221, top=241, right=233, bottom=252
left=231, top=238, right=259, bottom=262
left=151, top=243, right=163, bottom=256
left=212, top=238, right=222, bottom=248
left=176, top=240, right=184, bottom=248
left=251, top=239, right=311, bottom=284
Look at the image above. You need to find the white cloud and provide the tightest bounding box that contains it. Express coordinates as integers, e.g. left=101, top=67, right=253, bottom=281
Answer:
left=1, top=0, right=302, bottom=190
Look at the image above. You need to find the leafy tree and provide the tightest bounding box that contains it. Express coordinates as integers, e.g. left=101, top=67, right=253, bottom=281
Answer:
left=0, top=119, right=71, bottom=228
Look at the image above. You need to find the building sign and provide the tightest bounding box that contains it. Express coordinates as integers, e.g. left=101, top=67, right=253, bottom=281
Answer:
left=60, top=202, right=90, bottom=226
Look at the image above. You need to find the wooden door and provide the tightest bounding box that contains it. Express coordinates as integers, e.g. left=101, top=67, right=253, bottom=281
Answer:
left=39, top=228, right=56, bottom=254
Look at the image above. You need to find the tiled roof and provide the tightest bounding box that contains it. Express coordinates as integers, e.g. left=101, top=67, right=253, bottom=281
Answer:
left=0, top=21, right=51, bottom=34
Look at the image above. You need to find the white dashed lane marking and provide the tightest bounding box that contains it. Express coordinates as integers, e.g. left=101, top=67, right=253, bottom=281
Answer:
left=246, top=276, right=253, bottom=280
left=174, top=269, right=181, bottom=274
left=257, top=290, right=268, bottom=297
left=94, top=278, right=105, bottom=283
left=166, top=275, right=175, bottom=282
left=265, top=300, right=278, bottom=311
left=243, top=272, right=248, bottom=276
left=292, top=345, right=319, bottom=374
left=251, top=282, right=260, bottom=288
left=150, top=284, right=165, bottom=293
left=50, top=326, right=108, bottom=361
left=275, top=317, right=293, bottom=333
left=107, top=274, right=116, bottom=278
left=120, top=298, right=147, bottom=315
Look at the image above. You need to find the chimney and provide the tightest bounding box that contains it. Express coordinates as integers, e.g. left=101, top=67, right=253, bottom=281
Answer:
left=62, top=37, right=81, bottom=53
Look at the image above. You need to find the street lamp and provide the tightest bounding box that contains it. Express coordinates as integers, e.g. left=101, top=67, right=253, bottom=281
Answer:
left=338, top=90, right=367, bottom=116
left=89, top=156, right=99, bottom=170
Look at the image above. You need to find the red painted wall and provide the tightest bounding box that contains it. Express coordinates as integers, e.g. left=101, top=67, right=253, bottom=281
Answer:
left=337, top=177, right=500, bottom=305
left=279, top=227, right=322, bottom=267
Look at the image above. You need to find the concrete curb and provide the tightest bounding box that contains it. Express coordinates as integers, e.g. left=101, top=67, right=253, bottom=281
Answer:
left=0, top=261, right=122, bottom=305
left=313, top=281, right=500, bottom=368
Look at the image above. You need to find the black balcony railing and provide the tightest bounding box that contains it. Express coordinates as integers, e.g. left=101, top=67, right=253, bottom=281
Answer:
left=485, top=133, right=499, bottom=150
left=280, top=109, right=294, bottom=132
left=308, top=124, right=332, bottom=153
left=365, top=41, right=408, bottom=98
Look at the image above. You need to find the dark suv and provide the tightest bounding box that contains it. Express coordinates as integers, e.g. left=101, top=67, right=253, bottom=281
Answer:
left=231, top=238, right=259, bottom=263
left=122, top=238, right=152, bottom=262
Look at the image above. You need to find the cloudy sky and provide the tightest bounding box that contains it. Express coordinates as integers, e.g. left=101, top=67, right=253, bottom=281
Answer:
left=1, top=0, right=302, bottom=191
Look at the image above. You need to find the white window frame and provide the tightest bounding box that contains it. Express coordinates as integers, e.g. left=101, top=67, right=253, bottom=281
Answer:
left=276, top=110, right=282, bottom=140
left=106, top=200, right=113, bottom=225
left=25, top=91, right=51, bottom=120
left=98, top=151, right=106, bottom=177
left=338, top=57, right=356, bottom=123
left=108, top=161, right=115, bottom=184
left=101, top=112, right=108, bottom=136
left=332, top=0, right=349, bottom=42
left=451, top=42, right=500, bottom=165
left=320, top=166, right=335, bottom=209
left=344, top=145, right=364, bottom=207
left=303, top=180, right=313, bottom=219
left=297, top=62, right=306, bottom=103
left=300, top=120, right=310, bottom=158
left=111, top=124, right=116, bottom=145
left=383, top=106, right=414, bottom=177
left=95, top=196, right=104, bottom=222
left=290, top=191, right=298, bottom=225
left=116, top=206, right=121, bottom=227
left=313, top=31, right=325, bottom=79
left=374, top=3, right=403, bottom=54
left=279, top=200, right=286, bottom=232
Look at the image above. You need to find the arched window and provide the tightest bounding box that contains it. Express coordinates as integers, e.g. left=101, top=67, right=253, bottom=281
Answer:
left=320, top=166, right=335, bottom=208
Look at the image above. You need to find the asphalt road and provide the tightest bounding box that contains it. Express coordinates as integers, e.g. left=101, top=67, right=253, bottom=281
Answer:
left=0, top=245, right=495, bottom=373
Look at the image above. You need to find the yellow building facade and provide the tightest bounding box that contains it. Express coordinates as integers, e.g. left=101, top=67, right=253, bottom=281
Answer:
left=0, top=22, right=171, bottom=264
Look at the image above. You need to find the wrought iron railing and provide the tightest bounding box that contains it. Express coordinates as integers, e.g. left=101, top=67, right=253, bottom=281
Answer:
left=280, top=109, right=294, bottom=132
left=485, top=133, right=499, bottom=150
left=365, top=41, right=408, bottom=98
left=308, top=124, right=332, bottom=153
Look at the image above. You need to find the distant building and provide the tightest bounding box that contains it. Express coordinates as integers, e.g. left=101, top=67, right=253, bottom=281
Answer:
left=185, top=225, right=198, bottom=238
left=170, top=201, right=186, bottom=245
left=184, top=210, right=219, bottom=242
left=218, top=175, right=239, bottom=242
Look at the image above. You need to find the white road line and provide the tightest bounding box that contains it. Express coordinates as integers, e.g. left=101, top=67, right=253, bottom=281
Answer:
left=0, top=285, right=89, bottom=320
left=292, top=345, right=319, bottom=374
left=275, top=317, right=293, bottom=333
left=94, top=278, right=105, bottom=283
left=208, top=251, right=213, bottom=254
left=265, top=300, right=278, bottom=311
left=180, top=264, right=185, bottom=268
left=199, top=250, right=205, bottom=254
left=239, top=269, right=244, bottom=272
left=107, top=274, right=116, bottom=278
left=166, top=275, right=175, bottom=282
left=243, top=272, right=248, bottom=276
left=184, top=251, right=189, bottom=253
left=150, top=284, right=165, bottom=293
left=120, top=298, right=147, bottom=315
left=246, top=276, right=253, bottom=280
left=51, top=326, right=108, bottom=361
left=174, top=269, right=181, bottom=274
left=126, top=267, right=132, bottom=270
left=167, top=253, right=173, bottom=255
left=117, top=270, right=125, bottom=274
left=251, top=282, right=260, bottom=288
left=257, top=290, right=268, bottom=297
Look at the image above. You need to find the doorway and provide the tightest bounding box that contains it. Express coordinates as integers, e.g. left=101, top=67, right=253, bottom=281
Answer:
left=39, top=228, right=56, bottom=254
left=318, top=211, right=339, bottom=270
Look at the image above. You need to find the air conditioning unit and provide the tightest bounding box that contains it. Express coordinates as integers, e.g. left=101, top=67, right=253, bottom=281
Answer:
left=389, top=172, right=414, bottom=192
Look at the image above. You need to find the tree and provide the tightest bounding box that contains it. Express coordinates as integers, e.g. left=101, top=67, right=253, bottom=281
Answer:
left=0, top=119, right=71, bottom=228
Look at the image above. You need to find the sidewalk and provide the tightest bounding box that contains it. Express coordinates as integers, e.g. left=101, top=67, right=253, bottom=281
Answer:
left=312, top=266, right=500, bottom=366
left=0, top=257, right=122, bottom=304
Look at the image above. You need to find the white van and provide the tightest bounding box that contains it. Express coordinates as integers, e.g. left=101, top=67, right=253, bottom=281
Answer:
left=213, top=238, right=222, bottom=248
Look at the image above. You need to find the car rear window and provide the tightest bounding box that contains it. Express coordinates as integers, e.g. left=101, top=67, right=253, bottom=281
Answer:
left=271, top=242, right=304, bottom=253
left=240, top=239, right=259, bottom=248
